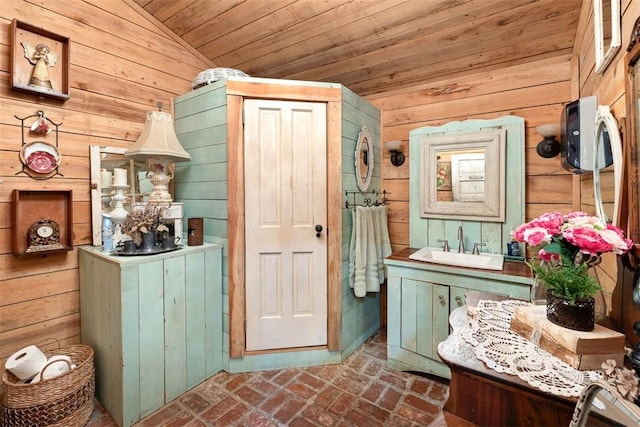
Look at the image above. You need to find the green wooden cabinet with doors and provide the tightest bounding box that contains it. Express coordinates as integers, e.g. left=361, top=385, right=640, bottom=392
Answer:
left=79, top=243, right=222, bottom=427
left=384, top=249, right=532, bottom=379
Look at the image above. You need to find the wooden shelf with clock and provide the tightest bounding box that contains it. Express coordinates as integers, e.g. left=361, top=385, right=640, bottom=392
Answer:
left=12, top=189, right=73, bottom=256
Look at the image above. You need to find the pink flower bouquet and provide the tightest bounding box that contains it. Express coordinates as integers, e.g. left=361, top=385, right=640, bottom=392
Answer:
left=514, top=211, right=632, bottom=304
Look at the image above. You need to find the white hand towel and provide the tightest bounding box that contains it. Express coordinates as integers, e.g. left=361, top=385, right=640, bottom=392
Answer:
left=364, top=207, right=380, bottom=293
left=373, top=205, right=392, bottom=283
left=348, top=208, right=357, bottom=289
left=353, top=206, right=368, bottom=297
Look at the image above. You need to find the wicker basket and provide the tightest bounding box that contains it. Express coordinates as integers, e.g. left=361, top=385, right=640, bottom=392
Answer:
left=1, top=344, right=95, bottom=427
left=191, top=67, right=249, bottom=90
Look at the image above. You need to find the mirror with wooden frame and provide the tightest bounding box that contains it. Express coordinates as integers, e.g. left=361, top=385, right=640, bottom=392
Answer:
left=419, top=129, right=506, bottom=222
left=355, top=126, right=374, bottom=192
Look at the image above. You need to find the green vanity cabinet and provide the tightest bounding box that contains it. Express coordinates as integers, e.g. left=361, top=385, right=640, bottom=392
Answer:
left=79, top=243, right=222, bottom=427
left=385, top=248, right=532, bottom=379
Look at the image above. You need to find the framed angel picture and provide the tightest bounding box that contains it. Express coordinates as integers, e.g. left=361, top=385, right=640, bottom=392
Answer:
left=10, top=19, right=70, bottom=101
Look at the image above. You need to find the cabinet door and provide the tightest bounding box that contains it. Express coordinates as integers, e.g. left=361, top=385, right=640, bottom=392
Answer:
left=449, top=286, right=467, bottom=313
left=431, top=283, right=450, bottom=357
left=400, top=278, right=449, bottom=359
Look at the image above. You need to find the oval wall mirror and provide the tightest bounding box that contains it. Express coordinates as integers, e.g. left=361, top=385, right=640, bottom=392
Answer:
left=593, top=105, right=622, bottom=226
left=355, top=126, right=374, bottom=192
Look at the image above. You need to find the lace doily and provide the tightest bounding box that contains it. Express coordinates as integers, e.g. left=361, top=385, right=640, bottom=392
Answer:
left=459, top=300, right=601, bottom=397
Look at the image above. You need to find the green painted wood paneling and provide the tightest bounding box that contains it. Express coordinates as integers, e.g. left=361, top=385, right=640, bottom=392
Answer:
left=175, top=80, right=382, bottom=372
left=164, top=255, right=188, bottom=402
left=409, top=116, right=526, bottom=254
left=79, top=244, right=222, bottom=427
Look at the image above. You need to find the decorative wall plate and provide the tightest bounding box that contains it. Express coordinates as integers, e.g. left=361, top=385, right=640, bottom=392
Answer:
left=19, top=140, right=60, bottom=177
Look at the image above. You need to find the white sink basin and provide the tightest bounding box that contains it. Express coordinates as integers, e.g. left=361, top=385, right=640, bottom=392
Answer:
left=409, top=247, right=504, bottom=271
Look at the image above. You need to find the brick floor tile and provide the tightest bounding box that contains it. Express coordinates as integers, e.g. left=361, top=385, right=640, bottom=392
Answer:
left=378, top=387, right=402, bottom=411
left=286, top=381, right=317, bottom=399
left=313, top=385, right=342, bottom=408
left=345, top=353, right=368, bottom=371
left=410, top=377, right=431, bottom=394
left=273, top=398, right=306, bottom=424
left=385, top=414, right=414, bottom=426
left=245, top=411, right=280, bottom=427
left=302, top=403, right=337, bottom=426
left=354, top=398, right=390, bottom=422
left=179, top=391, right=212, bottom=414
left=378, top=371, right=410, bottom=389
left=258, top=370, right=279, bottom=380
left=396, top=402, right=437, bottom=426
left=137, top=403, right=182, bottom=426
left=361, top=382, right=385, bottom=403
left=249, top=376, right=279, bottom=394
left=182, top=419, right=209, bottom=427
left=259, top=389, right=297, bottom=413
left=404, top=394, right=441, bottom=415
left=329, top=392, right=356, bottom=416
left=234, top=384, right=266, bottom=406
left=93, top=332, right=450, bottom=427
left=427, top=381, right=449, bottom=401
left=288, top=417, right=317, bottom=427
left=224, top=373, right=254, bottom=391
left=298, top=372, right=326, bottom=389
left=200, top=396, right=240, bottom=423
left=214, top=401, right=249, bottom=426
left=344, top=409, right=384, bottom=427
left=271, top=369, right=298, bottom=385
left=163, top=412, right=195, bottom=427
left=363, top=359, right=384, bottom=377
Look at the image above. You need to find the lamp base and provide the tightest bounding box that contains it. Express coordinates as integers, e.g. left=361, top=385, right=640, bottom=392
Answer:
left=146, top=158, right=174, bottom=202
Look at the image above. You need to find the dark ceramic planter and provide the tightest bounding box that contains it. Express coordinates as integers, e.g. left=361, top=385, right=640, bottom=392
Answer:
left=546, top=288, right=595, bottom=331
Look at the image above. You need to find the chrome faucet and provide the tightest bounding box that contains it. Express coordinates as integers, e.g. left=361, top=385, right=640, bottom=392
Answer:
left=457, top=226, right=465, bottom=253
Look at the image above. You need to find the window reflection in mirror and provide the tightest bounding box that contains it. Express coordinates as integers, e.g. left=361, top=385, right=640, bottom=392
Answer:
left=436, top=149, right=485, bottom=203
left=420, top=129, right=505, bottom=222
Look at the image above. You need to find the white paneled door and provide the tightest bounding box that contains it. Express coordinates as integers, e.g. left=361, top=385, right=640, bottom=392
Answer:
left=244, top=99, right=327, bottom=351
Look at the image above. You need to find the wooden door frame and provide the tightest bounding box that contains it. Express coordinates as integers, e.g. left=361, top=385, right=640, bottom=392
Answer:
left=226, top=80, right=343, bottom=358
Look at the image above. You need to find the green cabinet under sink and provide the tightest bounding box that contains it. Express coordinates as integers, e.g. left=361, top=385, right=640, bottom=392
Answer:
left=385, top=248, right=532, bottom=379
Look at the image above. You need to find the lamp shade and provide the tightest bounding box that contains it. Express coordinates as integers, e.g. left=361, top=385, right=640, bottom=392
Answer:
left=125, top=111, right=191, bottom=162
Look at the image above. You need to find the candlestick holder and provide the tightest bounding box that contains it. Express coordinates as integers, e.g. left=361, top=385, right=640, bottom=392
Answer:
left=101, top=186, right=112, bottom=212
left=110, top=185, right=129, bottom=248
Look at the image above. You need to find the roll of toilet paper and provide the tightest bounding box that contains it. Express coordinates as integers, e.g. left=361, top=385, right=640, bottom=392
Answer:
left=5, top=345, right=47, bottom=380
left=30, top=354, right=72, bottom=384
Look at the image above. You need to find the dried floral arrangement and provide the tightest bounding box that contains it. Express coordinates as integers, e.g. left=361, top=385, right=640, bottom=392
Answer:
left=121, top=203, right=170, bottom=245
left=601, top=359, right=639, bottom=403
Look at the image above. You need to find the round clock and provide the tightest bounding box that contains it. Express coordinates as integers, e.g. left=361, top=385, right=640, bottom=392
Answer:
left=26, top=219, right=65, bottom=253
left=36, top=223, right=54, bottom=238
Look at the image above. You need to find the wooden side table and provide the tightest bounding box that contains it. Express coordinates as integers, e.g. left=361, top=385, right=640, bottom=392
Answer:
left=437, top=306, right=578, bottom=426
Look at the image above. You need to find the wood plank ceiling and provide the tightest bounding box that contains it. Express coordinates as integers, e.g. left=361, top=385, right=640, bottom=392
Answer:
left=135, top=0, right=581, bottom=96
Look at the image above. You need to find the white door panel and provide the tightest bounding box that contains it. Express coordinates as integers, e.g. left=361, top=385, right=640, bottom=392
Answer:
left=244, top=99, right=327, bottom=351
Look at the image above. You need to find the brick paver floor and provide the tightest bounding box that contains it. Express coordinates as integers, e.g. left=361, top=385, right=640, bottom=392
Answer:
left=87, top=332, right=450, bottom=426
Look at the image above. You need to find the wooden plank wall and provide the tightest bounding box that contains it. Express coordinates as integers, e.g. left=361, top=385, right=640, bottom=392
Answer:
left=368, top=53, right=576, bottom=253
left=0, top=0, right=211, bottom=365
left=573, top=0, right=640, bottom=343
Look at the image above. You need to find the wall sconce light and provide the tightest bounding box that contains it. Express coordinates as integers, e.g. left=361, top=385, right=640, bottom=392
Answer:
left=385, top=140, right=405, bottom=166
left=125, top=105, right=191, bottom=202
left=535, top=124, right=561, bottom=158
